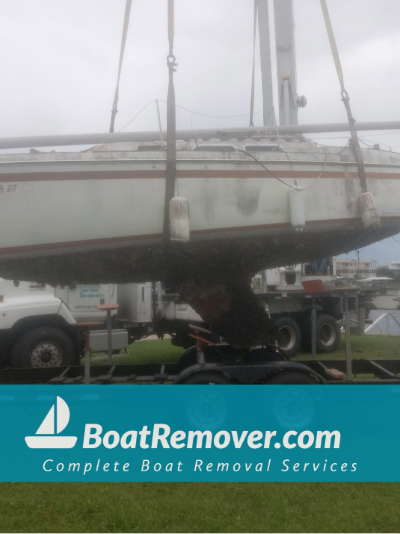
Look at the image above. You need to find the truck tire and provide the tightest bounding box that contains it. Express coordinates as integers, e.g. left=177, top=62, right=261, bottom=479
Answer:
left=274, top=317, right=301, bottom=358
left=11, top=327, right=75, bottom=369
left=302, top=314, right=341, bottom=354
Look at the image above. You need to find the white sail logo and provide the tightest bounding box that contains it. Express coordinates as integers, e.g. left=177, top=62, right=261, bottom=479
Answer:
left=25, top=396, right=77, bottom=449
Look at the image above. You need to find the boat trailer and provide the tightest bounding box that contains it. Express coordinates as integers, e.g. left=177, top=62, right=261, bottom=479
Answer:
left=0, top=357, right=399, bottom=385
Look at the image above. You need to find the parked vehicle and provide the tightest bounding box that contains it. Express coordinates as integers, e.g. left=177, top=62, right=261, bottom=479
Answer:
left=0, top=279, right=203, bottom=368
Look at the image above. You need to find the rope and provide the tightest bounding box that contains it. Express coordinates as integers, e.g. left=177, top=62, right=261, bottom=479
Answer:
left=320, top=0, right=368, bottom=194
left=158, top=100, right=265, bottom=120
left=163, top=0, right=178, bottom=242
left=85, top=99, right=157, bottom=152
left=109, top=0, right=133, bottom=133
left=85, top=100, right=266, bottom=153
left=320, top=0, right=345, bottom=93
left=249, top=0, right=258, bottom=127
left=168, top=0, right=174, bottom=57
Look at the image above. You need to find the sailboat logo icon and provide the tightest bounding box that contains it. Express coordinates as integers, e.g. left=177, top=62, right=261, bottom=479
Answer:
left=25, top=396, right=78, bottom=449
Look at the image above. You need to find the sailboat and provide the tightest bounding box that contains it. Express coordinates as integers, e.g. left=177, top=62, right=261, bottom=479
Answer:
left=25, top=396, right=77, bottom=449
left=1, top=0, right=399, bottom=349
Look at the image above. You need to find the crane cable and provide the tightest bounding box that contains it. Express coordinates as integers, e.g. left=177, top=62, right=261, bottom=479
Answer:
left=163, top=0, right=178, bottom=241
left=249, top=0, right=258, bottom=127
left=320, top=0, right=368, bottom=194
left=109, top=0, right=133, bottom=133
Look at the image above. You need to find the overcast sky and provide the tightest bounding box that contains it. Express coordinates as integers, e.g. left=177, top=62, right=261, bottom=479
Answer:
left=0, top=0, right=399, bottom=265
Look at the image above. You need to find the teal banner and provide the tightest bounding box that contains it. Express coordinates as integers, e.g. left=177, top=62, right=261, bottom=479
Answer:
left=0, top=385, right=398, bottom=481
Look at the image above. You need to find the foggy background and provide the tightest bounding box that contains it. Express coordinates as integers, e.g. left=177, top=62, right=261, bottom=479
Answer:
left=0, top=0, right=399, bottom=265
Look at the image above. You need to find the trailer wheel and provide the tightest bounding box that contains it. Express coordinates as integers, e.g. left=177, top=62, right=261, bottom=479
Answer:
left=263, top=371, right=319, bottom=385
left=256, top=374, right=325, bottom=430
left=180, top=371, right=230, bottom=385
left=274, top=317, right=301, bottom=357
left=244, top=346, right=286, bottom=363
left=171, top=382, right=233, bottom=430
left=171, top=334, right=195, bottom=349
left=272, top=385, right=319, bottom=430
left=302, top=314, right=341, bottom=353
left=177, top=346, right=232, bottom=371
left=11, top=327, right=75, bottom=369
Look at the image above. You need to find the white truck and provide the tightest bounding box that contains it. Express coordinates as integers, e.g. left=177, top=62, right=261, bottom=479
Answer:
left=0, top=279, right=204, bottom=368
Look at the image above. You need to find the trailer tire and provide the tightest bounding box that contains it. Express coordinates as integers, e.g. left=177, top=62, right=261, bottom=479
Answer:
left=171, top=334, right=195, bottom=350
left=254, top=372, right=326, bottom=430
left=274, top=317, right=301, bottom=357
left=263, top=371, right=319, bottom=385
left=302, top=314, right=341, bottom=353
left=180, top=371, right=230, bottom=385
left=268, top=380, right=321, bottom=430
left=177, top=346, right=233, bottom=371
left=11, top=327, right=75, bottom=369
left=171, top=379, right=235, bottom=430
left=244, top=346, right=286, bottom=363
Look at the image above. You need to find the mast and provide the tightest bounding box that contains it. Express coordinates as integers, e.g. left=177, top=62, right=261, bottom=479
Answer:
left=258, top=0, right=274, bottom=127
left=273, top=0, right=300, bottom=125
left=258, top=0, right=306, bottom=126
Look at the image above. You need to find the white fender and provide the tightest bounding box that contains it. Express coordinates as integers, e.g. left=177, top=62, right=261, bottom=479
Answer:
left=169, top=197, right=190, bottom=242
left=358, top=192, right=381, bottom=230
left=289, top=188, right=305, bottom=232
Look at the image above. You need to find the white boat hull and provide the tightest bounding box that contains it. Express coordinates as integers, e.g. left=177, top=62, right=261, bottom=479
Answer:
left=0, top=142, right=399, bottom=348
left=0, top=150, right=399, bottom=265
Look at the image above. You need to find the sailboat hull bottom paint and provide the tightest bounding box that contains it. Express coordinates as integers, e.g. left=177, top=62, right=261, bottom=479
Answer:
left=25, top=436, right=78, bottom=448
left=0, top=221, right=398, bottom=285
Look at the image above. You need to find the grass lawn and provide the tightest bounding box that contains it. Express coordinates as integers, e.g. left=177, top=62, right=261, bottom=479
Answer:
left=1, top=482, right=400, bottom=532
left=2, top=335, right=398, bottom=533
left=295, top=334, right=400, bottom=362
left=89, top=333, right=400, bottom=366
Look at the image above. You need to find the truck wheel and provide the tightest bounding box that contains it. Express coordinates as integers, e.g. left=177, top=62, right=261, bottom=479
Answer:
left=302, top=314, right=341, bottom=353
left=274, top=317, right=301, bottom=357
left=11, top=327, right=75, bottom=369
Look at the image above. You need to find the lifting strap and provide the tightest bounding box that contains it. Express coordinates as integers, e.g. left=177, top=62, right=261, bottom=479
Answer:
left=163, top=0, right=178, bottom=241
left=249, top=0, right=258, bottom=127
left=109, top=0, right=133, bottom=133
left=320, top=0, right=368, bottom=193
